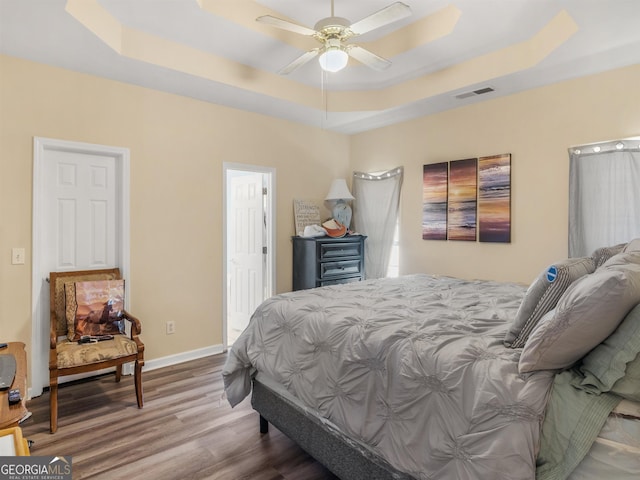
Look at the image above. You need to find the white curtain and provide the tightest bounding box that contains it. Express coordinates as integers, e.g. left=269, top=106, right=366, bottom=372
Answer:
left=569, top=139, right=640, bottom=257
left=352, top=167, right=403, bottom=279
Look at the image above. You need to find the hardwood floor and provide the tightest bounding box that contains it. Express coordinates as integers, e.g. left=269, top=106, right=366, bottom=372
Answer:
left=21, top=353, right=338, bottom=480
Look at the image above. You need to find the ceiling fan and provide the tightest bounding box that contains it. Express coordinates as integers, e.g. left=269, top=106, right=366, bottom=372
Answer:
left=257, top=1, right=412, bottom=75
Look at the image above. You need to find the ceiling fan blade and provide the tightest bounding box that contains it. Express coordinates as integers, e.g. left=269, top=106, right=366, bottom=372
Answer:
left=256, top=15, right=318, bottom=36
left=278, top=49, right=320, bottom=75
left=347, top=45, right=392, bottom=71
left=349, top=2, right=412, bottom=36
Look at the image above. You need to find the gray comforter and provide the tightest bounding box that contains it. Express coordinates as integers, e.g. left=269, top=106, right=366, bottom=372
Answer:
left=223, top=274, right=555, bottom=479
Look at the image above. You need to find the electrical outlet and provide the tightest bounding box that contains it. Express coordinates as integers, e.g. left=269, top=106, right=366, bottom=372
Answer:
left=166, top=321, right=176, bottom=335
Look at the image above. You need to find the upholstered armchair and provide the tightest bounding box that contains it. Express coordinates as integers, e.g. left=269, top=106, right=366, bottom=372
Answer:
left=49, top=268, right=144, bottom=433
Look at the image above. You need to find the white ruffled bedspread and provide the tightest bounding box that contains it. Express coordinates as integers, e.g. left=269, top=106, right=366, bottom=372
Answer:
left=223, top=274, right=554, bottom=479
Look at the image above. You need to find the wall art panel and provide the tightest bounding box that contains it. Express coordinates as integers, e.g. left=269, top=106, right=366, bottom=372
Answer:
left=478, top=154, right=511, bottom=243
left=447, top=158, right=477, bottom=241
left=422, top=162, right=448, bottom=240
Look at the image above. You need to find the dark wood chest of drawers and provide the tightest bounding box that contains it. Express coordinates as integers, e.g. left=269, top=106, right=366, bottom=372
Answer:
left=292, top=235, right=366, bottom=291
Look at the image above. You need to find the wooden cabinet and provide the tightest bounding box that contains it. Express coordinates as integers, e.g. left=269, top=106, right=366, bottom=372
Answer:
left=292, top=235, right=366, bottom=291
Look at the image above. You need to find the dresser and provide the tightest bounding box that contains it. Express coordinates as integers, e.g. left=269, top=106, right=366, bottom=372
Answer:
left=292, top=235, right=366, bottom=291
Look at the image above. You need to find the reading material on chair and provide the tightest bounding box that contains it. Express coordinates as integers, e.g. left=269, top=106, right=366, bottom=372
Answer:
left=77, top=335, right=115, bottom=344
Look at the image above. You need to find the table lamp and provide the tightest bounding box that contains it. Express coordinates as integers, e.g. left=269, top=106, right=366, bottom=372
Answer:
left=325, top=179, right=355, bottom=229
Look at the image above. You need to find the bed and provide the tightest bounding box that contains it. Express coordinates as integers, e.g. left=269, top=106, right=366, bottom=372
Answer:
left=223, top=243, right=640, bottom=480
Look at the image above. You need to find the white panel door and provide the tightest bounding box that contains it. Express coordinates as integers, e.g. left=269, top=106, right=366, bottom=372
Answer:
left=228, top=172, right=264, bottom=336
left=45, top=150, right=118, bottom=270
left=32, top=138, right=129, bottom=396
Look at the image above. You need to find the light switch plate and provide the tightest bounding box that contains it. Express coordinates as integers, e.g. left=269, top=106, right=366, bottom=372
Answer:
left=12, top=248, right=25, bottom=265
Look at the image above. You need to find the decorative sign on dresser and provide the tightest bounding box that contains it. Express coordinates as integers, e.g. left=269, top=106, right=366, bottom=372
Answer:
left=292, top=235, right=366, bottom=291
left=293, top=199, right=321, bottom=237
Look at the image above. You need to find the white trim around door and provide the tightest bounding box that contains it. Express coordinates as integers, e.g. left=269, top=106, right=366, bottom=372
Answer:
left=222, top=163, right=276, bottom=351
left=31, top=137, right=131, bottom=398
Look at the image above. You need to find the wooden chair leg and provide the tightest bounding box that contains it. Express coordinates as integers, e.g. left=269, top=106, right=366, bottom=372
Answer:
left=134, top=360, right=143, bottom=408
left=115, top=364, right=122, bottom=382
left=50, top=378, right=58, bottom=434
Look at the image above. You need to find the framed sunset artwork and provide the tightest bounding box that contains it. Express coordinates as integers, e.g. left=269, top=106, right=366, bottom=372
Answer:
left=422, top=162, right=448, bottom=240
left=478, top=154, right=511, bottom=243
left=447, top=158, right=477, bottom=241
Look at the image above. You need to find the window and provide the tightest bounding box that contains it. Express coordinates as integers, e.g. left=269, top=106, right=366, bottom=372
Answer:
left=568, top=137, right=640, bottom=257
left=387, top=222, right=400, bottom=277
left=352, top=167, right=403, bottom=279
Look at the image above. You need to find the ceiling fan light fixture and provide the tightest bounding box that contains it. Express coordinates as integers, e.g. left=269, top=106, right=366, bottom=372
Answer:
left=318, top=47, right=348, bottom=72
left=257, top=2, right=412, bottom=75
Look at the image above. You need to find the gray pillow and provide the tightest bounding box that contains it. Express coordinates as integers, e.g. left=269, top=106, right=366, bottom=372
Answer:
left=519, top=261, right=640, bottom=373
left=504, top=257, right=595, bottom=348
left=591, top=243, right=625, bottom=268
left=622, top=238, right=640, bottom=253
left=599, top=250, right=640, bottom=268
left=577, top=302, right=640, bottom=394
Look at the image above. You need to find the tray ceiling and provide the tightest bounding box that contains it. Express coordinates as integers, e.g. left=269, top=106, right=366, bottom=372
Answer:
left=1, top=0, right=639, bottom=134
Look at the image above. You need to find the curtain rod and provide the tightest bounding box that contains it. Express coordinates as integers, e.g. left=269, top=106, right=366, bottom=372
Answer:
left=353, top=166, right=403, bottom=180
left=569, top=136, right=640, bottom=155
left=569, top=137, right=640, bottom=155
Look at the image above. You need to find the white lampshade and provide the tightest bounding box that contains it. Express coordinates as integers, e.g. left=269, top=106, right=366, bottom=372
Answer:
left=318, top=47, right=349, bottom=73
left=325, top=178, right=354, bottom=201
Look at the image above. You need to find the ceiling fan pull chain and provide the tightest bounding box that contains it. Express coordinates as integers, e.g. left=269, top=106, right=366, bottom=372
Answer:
left=322, top=70, right=328, bottom=123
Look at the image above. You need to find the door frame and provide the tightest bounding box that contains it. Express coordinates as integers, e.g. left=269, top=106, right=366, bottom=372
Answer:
left=31, top=137, right=130, bottom=397
left=222, top=163, right=276, bottom=351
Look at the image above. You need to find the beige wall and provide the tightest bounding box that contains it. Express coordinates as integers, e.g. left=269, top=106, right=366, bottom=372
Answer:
left=350, top=64, right=640, bottom=285
left=2, top=53, right=639, bottom=371
left=0, top=55, right=349, bottom=364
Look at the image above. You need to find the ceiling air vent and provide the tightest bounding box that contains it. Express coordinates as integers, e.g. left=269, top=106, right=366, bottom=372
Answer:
left=455, top=86, right=495, bottom=100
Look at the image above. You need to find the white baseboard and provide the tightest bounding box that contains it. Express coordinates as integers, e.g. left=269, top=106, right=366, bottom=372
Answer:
left=142, top=344, right=225, bottom=372
left=28, top=344, right=226, bottom=399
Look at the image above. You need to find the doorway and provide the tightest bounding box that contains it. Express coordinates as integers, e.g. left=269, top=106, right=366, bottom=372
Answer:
left=31, top=137, right=130, bottom=397
left=223, top=164, right=275, bottom=349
